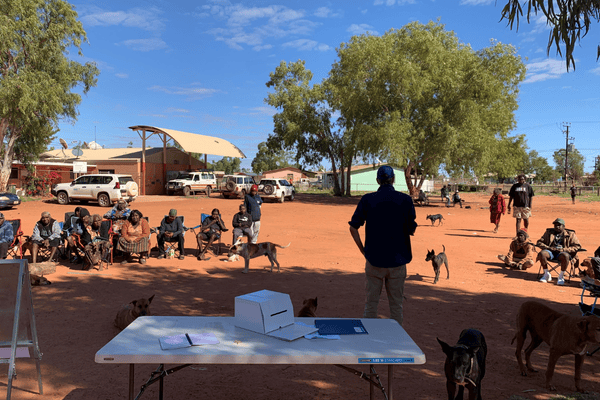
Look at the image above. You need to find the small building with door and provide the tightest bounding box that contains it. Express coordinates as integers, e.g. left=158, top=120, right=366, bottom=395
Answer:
left=322, top=164, right=433, bottom=193
left=261, top=167, right=310, bottom=184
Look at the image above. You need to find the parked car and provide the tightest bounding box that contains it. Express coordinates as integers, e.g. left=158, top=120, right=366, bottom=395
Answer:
left=51, top=174, right=139, bottom=207
left=218, top=175, right=256, bottom=199
left=0, top=192, right=21, bottom=209
left=165, top=171, right=217, bottom=196
left=257, top=179, right=295, bottom=203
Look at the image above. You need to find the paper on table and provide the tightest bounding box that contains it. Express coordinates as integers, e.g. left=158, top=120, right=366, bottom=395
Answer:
left=295, top=321, right=340, bottom=340
left=159, top=332, right=219, bottom=350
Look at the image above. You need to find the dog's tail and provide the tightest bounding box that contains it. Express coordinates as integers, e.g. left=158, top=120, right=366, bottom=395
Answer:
left=442, top=244, right=445, bottom=253
left=276, top=242, right=291, bottom=249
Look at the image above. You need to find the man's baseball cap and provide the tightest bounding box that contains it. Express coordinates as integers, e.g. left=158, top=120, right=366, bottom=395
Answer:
left=169, top=209, right=177, bottom=217
left=251, top=184, right=258, bottom=191
left=377, top=165, right=395, bottom=180
left=553, top=218, right=565, bottom=226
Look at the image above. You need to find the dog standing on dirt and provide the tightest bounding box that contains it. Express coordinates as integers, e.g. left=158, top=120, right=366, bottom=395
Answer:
left=426, top=245, right=449, bottom=284
left=426, top=214, right=445, bottom=226
left=437, top=329, right=487, bottom=400
left=512, top=300, right=600, bottom=392
left=297, top=297, right=318, bottom=318
left=227, top=240, right=291, bottom=273
left=114, top=295, right=155, bottom=330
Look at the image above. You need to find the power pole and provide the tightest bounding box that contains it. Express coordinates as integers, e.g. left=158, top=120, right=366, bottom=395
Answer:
left=562, top=122, right=573, bottom=190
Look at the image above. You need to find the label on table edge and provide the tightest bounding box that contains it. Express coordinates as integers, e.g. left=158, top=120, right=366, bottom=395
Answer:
left=358, top=358, right=414, bottom=364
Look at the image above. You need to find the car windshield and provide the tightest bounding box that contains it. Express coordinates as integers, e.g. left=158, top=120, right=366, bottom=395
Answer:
left=176, top=174, right=192, bottom=180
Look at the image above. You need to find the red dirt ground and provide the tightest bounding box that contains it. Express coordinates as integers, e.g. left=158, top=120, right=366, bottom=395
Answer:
left=2, top=191, right=600, bottom=400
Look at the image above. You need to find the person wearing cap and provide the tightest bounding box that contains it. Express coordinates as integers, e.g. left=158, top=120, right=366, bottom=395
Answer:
left=30, top=211, right=62, bottom=263
left=244, top=184, right=263, bottom=244
left=349, top=165, right=417, bottom=326
left=452, top=190, right=463, bottom=208
left=0, top=213, right=14, bottom=259
left=157, top=209, right=185, bottom=260
left=497, top=229, right=535, bottom=270
left=507, top=174, right=534, bottom=235
left=536, top=218, right=581, bottom=285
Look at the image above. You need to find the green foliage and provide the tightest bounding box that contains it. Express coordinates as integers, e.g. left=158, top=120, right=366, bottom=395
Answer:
left=251, top=142, right=300, bottom=174
left=23, top=170, right=60, bottom=196
left=523, top=150, right=558, bottom=183
left=0, top=0, right=100, bottom=190
left=500, top=0, right=600, bottom=71
left=209, top=157, right=241, bottom=175
left=553, top=147, right=585, bottom=181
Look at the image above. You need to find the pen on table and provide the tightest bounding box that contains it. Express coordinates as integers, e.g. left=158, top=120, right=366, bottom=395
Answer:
left=185, top=333, right=193, bottom=346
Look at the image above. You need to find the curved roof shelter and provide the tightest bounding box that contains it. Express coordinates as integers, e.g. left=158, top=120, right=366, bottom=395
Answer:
left=129, top=125, right=246, bottom=195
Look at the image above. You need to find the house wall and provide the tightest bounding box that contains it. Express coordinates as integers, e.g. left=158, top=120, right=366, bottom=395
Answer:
left=263, top=169, right=306, bottom=182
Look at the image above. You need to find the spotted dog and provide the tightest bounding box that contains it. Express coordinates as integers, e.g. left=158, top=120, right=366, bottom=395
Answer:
left=227, top=240, right=291, bottom=273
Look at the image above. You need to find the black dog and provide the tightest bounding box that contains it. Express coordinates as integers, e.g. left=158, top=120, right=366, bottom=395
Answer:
left=438, top=329, right=487, bottom=400
left=426, top=245, right=449, bottom=284
left=426, top=214, right=444, bottom=226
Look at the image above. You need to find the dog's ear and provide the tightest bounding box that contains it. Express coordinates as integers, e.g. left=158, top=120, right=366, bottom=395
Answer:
left=131, top=300, right=138, bottom=306
left=148, top=294, right=155, bottom=304
left=437, top=338, right=453, bottom=356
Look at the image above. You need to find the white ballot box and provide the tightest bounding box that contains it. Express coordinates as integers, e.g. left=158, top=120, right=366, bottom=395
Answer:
left=235, top=290, right=317, bottom=341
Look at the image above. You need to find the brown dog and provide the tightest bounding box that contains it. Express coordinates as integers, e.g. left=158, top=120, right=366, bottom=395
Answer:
left=227, top=240, right=291, bottom=273
left=297, top=297, right=318, bottom=318
left=512, top=300, right=600, bottom=392
left=114, top=295, right=155, bottom=330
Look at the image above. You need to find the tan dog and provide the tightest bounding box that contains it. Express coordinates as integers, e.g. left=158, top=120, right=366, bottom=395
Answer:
left=580, top=258, right=600, bottom=283
left=512, top=300, right=600, bottom=392
left=114, top=295, right=155, bottom=330
left=227, top=240, right=291, bottom=273
left=297, top=297, right=318, bottom=318
left=30, top=275, right=51, bottom=286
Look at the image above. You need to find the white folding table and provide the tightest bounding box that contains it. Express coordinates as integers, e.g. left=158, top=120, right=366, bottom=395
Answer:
left=95, top=317, right=426, bottom=400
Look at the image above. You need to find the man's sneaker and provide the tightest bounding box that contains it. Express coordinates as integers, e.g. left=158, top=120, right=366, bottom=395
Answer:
left=157, top=254, right=166, bottom=260
left=557, top=277, right=565, bottom=286
left=497, top=255, right=506, bottom=262
left=540, top=272, right=552, bottom=283
left=179, top=254, right=185, bottom=260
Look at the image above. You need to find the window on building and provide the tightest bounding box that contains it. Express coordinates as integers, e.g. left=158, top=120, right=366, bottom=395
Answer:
left=99, top=169, right=115, bottom=174
left=10, top=168, right=18, bottom=179
left=173, top=160, right=179, bottom=165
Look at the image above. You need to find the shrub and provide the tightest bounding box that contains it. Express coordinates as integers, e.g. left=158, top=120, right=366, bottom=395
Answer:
left=23, top=171, right=61, bottom=197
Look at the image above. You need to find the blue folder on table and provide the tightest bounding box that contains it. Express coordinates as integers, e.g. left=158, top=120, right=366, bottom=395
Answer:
left=314, top=319, right=368, bottom=335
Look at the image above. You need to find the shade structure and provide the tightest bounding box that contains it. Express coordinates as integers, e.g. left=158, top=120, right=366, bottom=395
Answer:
left=129, top=125, right=246, bottom=195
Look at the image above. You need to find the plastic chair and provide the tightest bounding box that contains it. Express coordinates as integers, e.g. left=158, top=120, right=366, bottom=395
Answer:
left=6, top=219, right=23, bottom=259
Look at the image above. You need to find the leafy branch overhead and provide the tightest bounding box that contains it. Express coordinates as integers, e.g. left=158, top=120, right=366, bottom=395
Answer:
left=500, top=0, right=600, bottom=70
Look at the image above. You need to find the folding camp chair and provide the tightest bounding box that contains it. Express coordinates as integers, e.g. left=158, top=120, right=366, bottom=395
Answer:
left=6, top=219, right=23, bottom=259
left=72, top=220, right=114, bottom=270
left=535, top=235, right=586, bottom=283
left=579, top=277, right=600, bottom=355
left=153, top=216, right=186, bottom=258
left=196, top=213, right=224, bottom=256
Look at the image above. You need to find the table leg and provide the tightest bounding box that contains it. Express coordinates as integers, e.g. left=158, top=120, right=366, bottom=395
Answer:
left=388, top=365, right=393, bottom=400
left=159, top=364, right=164, bottom=400
left=369, top=364, right=374, bottom=400
left=129, top=364, right=135, bottom=400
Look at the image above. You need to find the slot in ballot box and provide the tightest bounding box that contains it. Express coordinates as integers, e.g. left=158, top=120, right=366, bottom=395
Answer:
left=235, top=290, right=317, bottom=341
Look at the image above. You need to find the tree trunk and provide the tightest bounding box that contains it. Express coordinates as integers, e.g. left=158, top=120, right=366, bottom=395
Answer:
left=0, top=131, right=18, bottom=192
left=346, top=164, right=352, bottom=196
left=403, top=161, right=419, bottom=196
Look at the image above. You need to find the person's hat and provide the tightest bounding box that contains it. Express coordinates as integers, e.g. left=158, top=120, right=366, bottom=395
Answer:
left=251, top=184, right=258, bottom=191
left=169, top=209, right=177, bottom=217
left=553, top=218, right=565, bottom=226
left=377, top=165, right=395, bottom=180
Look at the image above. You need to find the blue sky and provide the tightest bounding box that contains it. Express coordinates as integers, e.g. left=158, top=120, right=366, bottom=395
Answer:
left=55, top=0, right=600, bottom=173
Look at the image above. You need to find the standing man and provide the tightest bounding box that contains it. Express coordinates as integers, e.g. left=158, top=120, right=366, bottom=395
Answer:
left=570, top=184, right=577, bottom=204
left=507, top=174, right=534, bottom=235
left=244, top=184, right=263, bottom=244
left=348, top=166, right=417, bottom=326
left=157, top=209, right=185, bottom=260
left=0, top=213, right=14, bottom=259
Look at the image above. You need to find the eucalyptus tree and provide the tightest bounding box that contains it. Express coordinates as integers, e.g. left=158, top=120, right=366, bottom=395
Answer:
left=553, top=147, right=585, bottom=182
left=328, top=21, right=527, bottom=195
left=0, top=0, right=99, bottom=190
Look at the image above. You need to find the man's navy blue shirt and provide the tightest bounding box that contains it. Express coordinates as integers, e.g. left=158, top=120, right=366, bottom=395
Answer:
left=349, top=184, right=417, bottom=268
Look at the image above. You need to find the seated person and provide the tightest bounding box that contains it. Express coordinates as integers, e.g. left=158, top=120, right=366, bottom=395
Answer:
left=452, top=190, right=463, bottom=208
left=417, top=190, right=428, bottom=205
left=0, top=212, right=14, bottom=259
left=117, top=210, right=150, bottom=265
left=537, top=217, right=581, bottom=286
left=157, top=209, right=185, bottom=260
left=232, top=204, right=253, bottom=244
left=30, top=211, right=61, bottom=263
left=196, top=208, right=227, bottom=261
left=497, top=230, right=535, bottom=270
left=66, top=207, right=90, bottom=263
left=83, top=214, right=112, bottom=269
left=103, top=199, right=131, bottom=234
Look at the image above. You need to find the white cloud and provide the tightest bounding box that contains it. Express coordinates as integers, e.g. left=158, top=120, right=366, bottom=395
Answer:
left=314, top=7, right=331, bottom=18
left=148, top=84, right=219, bottom=100
left=115, top=73, right=128, bottom=78
left=247, top=106, right=276, bottom=116
left=523, top=58, right=569, bottom=83
left=165, top=107, right=190, bottom=113
left=373, top=0, right=415, bottom=5
left=253, top=44, right=273, bottom=51
left=80, top=6, right=165, bottom=32
left=117, top=38, right=167, bottom=52
left=282, top=39, right=331, bottom=51
left=347, top=24, right=379, bottom=36
left=459, top=0, right=494, bottom=5
left=591, top=66, right=600, bottom=76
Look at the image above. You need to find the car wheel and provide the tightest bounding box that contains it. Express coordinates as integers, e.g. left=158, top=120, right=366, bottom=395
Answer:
left=183, top=186, right=191, bottom=196
left=289, top=191, right=295, bottom=201
left=167, top=190, right=174, bottom=196
left=57, top=191, right=69, bottom=205
left=98, top=193, right=111, bottom=207
left=205, top=186, right=211, bottom=197
left=279, top=193, right=285, bottom=203
left=263, top=184, right=275, bottom=195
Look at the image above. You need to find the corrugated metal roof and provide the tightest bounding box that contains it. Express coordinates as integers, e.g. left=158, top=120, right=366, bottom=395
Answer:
left=129, top=126, right=246, bottom=158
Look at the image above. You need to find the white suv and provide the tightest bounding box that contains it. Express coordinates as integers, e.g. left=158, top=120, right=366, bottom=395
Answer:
left=51, top=174, right=139, bottom=207
left=166, top=171, right=216, bottom=196
left=219, top=175, right=256, bottom=199
left=258, top=179, right=295, bottom=203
